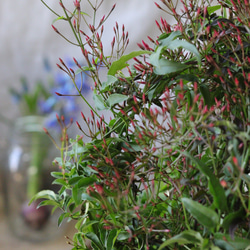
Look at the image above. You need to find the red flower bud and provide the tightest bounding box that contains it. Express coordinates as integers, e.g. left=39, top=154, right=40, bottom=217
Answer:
left=94, top=183, right=104, bottom=195
left=52, top=25, right=59, bottom=33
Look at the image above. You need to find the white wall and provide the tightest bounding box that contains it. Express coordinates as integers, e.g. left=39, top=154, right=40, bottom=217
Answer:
left=0, top=0, right=171, bottom=154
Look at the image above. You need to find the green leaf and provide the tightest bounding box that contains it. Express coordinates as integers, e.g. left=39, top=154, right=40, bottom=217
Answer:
left=183, top=153, right=212, bottom=178
left=241, top=173, right=250, bottom=185
left=183, top=152, right=228, bottom=212
left=106, top=229, right=120, bottom=250
left=207, top=5, right=221, bottom=15
left=69, top=203, right=76, bottom=213
left=29, top=190, right=57, bottom=205
left=57, top=212, right=70, bottom=227
left=73, top=186, right=84, bottom=206
left=52, top=178, right=68, bottom=186
left=106, top=94, right=129, bottom=107
left=222, top=208, right=245, bottom=231
left=182, top=198, right=219, bottom=229
left=78, top=177, right=96, bottom=188
left=200, top=84, right=212, bottom=107
left=75, top=232, right=86, bottom=247
left=68, top=176, right=82, bottom=185
left=210, top=245, right=222, bottom=250
left=155, top=59, right=189, bottom=75
left=101, top=75, right=118, bottom=91
left=108, top=50, right=151, bottom=76
left=93, top=90, right=107, bottom=110
left=108, top=116, right=128, bottom=135
left=121, top=141, right=142, bottom=152
left=150, top=48, right=189, bottom=75
left=159, top=31, right=182, bottom=46
left=37, top=199, right=59, bottom=208
left=52, top=16, right=67, bottom=24
left=51, top=171, right=64, bottom=178
left=85, top=232, right=105, bottom=250
left=167, top=39, right=201, bottom=66
left=75, top=217, right=85, bottom=231
left=214, top=233, right=250, bottom=250
left=79, top=220, right=99, bottom=232
left=170, top=102, right=177, bottom=130
left=159, top=230, right=203, bottom=249
left=81, top=193, right=96, bottom=202
left=208, top=176, right=228, bottom=212
left=151, top=30, right=201, bottom=75
left=117, top=231, right=131, bottom=241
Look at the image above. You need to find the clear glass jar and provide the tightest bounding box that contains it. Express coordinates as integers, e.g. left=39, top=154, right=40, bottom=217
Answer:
left=4, top=116, right=65, bottom=242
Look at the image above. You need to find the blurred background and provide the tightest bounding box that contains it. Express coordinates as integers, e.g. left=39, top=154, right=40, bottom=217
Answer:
left=0, top=0, right=168, bottom=249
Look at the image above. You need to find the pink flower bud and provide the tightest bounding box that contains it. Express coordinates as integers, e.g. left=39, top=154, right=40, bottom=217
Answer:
left=51, top=25, right=59, bottom=33
left=74, top=0, right=80, bottom=9
left=94, top=183, right=104, bottom=195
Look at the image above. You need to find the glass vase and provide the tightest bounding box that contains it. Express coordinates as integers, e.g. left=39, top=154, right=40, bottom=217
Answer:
left=4, top=116, right=65, bottom=242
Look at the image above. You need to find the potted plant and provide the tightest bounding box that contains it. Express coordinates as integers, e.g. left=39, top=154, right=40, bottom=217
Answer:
left=33, top=0, right=250, bottom=249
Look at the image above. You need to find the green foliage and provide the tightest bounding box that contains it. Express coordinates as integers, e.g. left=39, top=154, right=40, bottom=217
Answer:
left=182, top=198, right=219, bottom=230
left=108, top=50, right=151, bottom=76
left=9, top=77, right=50, bottom=115
left=36, top=0, right=250, bottom=249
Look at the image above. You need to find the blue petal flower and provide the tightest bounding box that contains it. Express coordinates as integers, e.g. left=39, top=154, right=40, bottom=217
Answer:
left=39, top=97, right=57, bottom=114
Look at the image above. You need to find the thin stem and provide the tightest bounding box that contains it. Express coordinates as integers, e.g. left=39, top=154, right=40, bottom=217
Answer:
left=41, top=0, right=61, bottom=17
left=27, top=131, right=49, bottom=199
left=181, top=199, right=191, bottom=230
left=59, top=0, right=83, bottom=47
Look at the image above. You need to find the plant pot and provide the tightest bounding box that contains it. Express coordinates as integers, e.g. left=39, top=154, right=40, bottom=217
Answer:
left=3, top=116, right=65, bottom=242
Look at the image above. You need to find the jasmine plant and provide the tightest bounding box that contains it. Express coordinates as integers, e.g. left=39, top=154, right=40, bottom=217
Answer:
left=32, top=0, right=250, bottom=249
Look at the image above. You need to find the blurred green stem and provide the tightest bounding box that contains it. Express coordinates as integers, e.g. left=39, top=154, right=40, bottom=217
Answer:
left=27, top=131, right=49, bottom=199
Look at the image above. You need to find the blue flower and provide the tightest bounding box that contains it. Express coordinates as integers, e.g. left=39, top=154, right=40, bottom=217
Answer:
left=11, top=58, right=90, bottom=130
left=38, top=97, right=56, bottom=114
